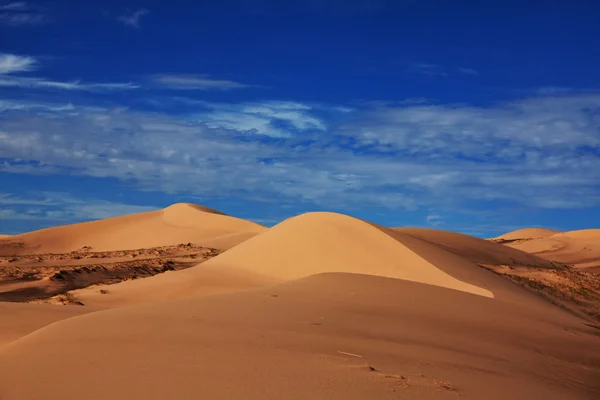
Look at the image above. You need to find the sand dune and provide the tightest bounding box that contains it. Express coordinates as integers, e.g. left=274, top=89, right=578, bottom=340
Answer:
left=1, top=273, right=598, bottom=400
left=71, top=212, right=566, bottom=308
left=2, top=208, right=599, bottom=399
left=0, top=203, right=265, bottom=255
left=181, top=212, right=496, bottom=297
left=392, top=227, right=556, bottom=267
left=0, top=235, right=11, bottom=239
left=495, top=227, right=560, bottom=240
left=497, top=228, right=600, bottom=270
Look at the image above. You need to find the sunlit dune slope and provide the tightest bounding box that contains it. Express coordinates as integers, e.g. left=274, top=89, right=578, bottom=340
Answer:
left=200, top=212, right=536, bottom=299
left=495, top=227, right=560, bottom=240
left=501, top=228, right=600, bottom=269
left=75, top=212, right=560, bottom=308
left=0, top=303, right=93, bottom=348
left=0, top=203, right=265, bottom=255
left=1, top=273, right=598, bottom=400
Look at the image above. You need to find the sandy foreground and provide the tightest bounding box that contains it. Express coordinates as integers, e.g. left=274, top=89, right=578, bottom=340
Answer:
left=0, top=204, right=599, bottom=399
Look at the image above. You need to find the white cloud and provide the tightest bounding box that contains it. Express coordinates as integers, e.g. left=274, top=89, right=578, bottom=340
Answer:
left=0, top=2, right=28, bottom=11
left=0, top=192, right=158, bottom=223
left=152, top=74, right=257, bottom=90
left=0, top=75, right=139, bottom=91
left=117, top=8, right=149, bottom=28
left=197, top=101, right=327, bottom=137
left=425, top=213, right=443, bottom=226
left=0, top=53, right=37, bottom=74
left=0, top=93, right=599, bottom=213
left=0, top=2, right=46, bottom=25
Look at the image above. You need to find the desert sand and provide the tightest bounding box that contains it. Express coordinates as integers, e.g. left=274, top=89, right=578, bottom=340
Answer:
left=1, top=205, right=599, bottom=399
left=0, top=203, right=265, bottom=255
left=495, top=227, right=600, bottom=271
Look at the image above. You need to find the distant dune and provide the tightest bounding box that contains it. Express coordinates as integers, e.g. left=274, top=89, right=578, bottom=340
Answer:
left=392, top=227, right=555, bottom=268
left=497, top=228, right=600, bottom=270
left=495, top=227, right=560, bottom=240
left=0, top=203, right=265, bottom=255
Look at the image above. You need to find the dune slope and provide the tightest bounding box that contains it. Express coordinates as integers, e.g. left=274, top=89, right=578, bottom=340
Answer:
left=392, top=227, right=556, bottom=268
left=497, top=228, right=600, bottom=270
left=495, top=227, right=560, bottom=240
left=0, top=203, right=265, bottom=255
left=1, top=273, right=598, bottom=400
left=73, top=212, right=565, bottom=308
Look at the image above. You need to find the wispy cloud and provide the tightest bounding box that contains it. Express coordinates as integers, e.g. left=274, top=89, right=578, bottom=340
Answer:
left=0, top=192, right=158, bottom=224
left=0, top=2, right=28, bottom=10
left=1, top=93, right=599, bottom=217
left=426, top=213, right=444, bottom=226
left=152, top=74, right=258, bottom=91
left=409, top=63, right=480, bottom=77
left=409, top=63, right=448, bottom=76
left=0, top=2, right=47, bottom=25
left=0, top=53, right=37, bottom=74
left=198, top=101, right=327, bottom=137
left=117, top=8, right=149, bottom=28
left=457, top=67, right=479, bottom=75
left=0, top=75, right=139, bottom=91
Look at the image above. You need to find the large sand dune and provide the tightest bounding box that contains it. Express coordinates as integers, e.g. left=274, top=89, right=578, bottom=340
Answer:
left=1, top=273, right=598, bottom=400
left=2, top=207, right=599, bottom=399
left=73, top=212, right=568, bottom=309
left=497, top=228, right=600, bottom=270
left=0, top=203, right=265, bottom=255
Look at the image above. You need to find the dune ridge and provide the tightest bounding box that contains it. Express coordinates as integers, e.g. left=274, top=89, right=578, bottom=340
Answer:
left=496, top=227, right=600, bottom=270
left=495, top=227, right=560, bottom=240
left=70, top=211, right=574, bottom=308
left=0, top=203, right=265, bottom=255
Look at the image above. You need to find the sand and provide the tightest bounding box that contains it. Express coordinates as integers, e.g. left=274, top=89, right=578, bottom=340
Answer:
left=1, top=206, right=599, bottom=399
left=495, top=227, right=560, bottom=240
left=0, top=203, right=265, bottom=255
left=497, top=228, right=600, bottom=270
left=1, top=273, right=599, bottom=400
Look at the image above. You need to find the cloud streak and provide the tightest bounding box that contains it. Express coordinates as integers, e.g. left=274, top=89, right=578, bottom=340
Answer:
left=1, top=93, right=599, bottom=220
left=152, top=74, right=258, bottom=91
left=0, top=75, right=139, bottom=91
left=117, top=8, right=149, bottom=28
left=0, top=53, right=37, bottom=74
left=0, top=2, right=47, bottom=25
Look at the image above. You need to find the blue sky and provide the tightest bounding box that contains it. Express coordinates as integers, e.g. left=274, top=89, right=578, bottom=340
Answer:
left=1, top=0, right=600, bottom=237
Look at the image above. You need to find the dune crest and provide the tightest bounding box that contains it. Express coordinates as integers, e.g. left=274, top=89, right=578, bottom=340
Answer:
left=500, top=228, right=600, bottom=270
left=495, top=227, right=560, bottom=240
left=0, top=203, right=265, bottom=255
left=202, top=212, right=494, bottom=298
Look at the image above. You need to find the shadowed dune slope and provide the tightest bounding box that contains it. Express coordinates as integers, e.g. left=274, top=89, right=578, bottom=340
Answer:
left=1, top=273, right=598, bottom=400
left=503, top=229, right=600, bottom=269
left=392, top=227, right=556, bottom=267
left=495, top=227, right=560, bottom=240
left=0, top=203, right=265, bottom=255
